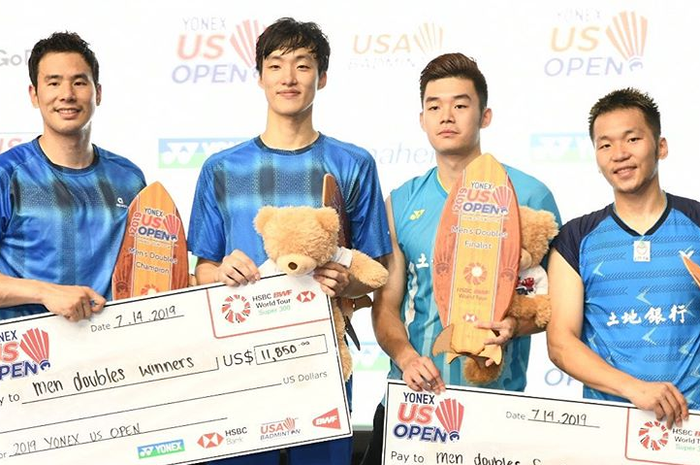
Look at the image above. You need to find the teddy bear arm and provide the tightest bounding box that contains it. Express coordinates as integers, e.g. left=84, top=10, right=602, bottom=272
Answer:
left=348, top=250, right=389, bottom=289
left=507, top=294, right=551, bottom=328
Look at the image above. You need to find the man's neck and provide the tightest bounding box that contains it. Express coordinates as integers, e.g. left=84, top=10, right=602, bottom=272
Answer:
left=613, top=183, right=666, bottom=234
left=260, top=110, right=318, bottom=150
left=435, top=150, right=482, bottom=191
left=39, top=129, right=94, bottom=169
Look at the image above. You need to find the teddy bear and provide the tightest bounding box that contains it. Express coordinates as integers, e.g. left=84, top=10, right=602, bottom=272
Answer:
left=254, top=205, right=389, bottom=381
left=463, top=205, right=559, bottom=384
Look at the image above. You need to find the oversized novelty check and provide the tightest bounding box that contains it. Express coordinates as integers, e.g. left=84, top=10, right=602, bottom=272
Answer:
left=383, top=380, right=700, bottom=465
left=0, top=274, right=351, bottom=464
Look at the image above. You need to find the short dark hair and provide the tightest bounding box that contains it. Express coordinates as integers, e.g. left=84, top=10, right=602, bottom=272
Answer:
left=419, top=53, right=488, bottom=112
left=588, top=87, right=661, bottom=142
left=29, top=32, right=99, bottom=88
left=255, top=17, right=330, bottom=75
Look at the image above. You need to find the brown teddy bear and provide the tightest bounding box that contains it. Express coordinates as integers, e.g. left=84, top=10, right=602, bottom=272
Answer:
left=254, top=205, right=389, bottom=381
left=463, top=206, right=559, bottom=384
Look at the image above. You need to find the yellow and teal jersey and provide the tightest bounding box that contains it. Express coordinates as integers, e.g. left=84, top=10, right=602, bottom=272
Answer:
left=388, top=165, right=560, bottom=391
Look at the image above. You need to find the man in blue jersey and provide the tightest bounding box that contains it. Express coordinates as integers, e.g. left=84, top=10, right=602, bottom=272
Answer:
left=188, top=17, right=391, bottom=465
left=361, top=53, right=560, bottom=465
left=0, top=32, right=146, bottom=322
left=547, top=88, right=698, bottom=427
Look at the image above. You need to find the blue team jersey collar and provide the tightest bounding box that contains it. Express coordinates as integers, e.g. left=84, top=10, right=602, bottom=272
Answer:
left=254, top=133, right=324, bottom=155
left=610, top=191, right=672, bottom=237
left=33, top=137, right=100, bottom=175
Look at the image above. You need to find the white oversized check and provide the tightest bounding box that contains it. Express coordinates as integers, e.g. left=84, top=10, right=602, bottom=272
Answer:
left=0, top=274, right=351, bottom=464
left=383, top=380, right=700, bottom=465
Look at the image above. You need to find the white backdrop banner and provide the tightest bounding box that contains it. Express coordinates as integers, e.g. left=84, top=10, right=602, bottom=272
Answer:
left=1, top=0, right=697, bottom=427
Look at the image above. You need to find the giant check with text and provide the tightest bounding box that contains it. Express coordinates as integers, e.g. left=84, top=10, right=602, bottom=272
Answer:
left=384, top=380, right=699, bottom=465
left=0, top=274, right=351, bottom=463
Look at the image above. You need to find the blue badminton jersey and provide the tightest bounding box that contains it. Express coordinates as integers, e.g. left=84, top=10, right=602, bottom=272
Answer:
left=0, top=138, right=146, bottom=319
left=188, top=134, right=391, bottom=264
left=554, top=193, right=700, bottom=408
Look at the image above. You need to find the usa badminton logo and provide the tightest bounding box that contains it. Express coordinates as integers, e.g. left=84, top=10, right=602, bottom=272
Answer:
left=393, top=394, right=464, bottom=443
left=260, top=417, right=301, bottom=441
left=221, top=294, right=251, bottom=324
left=0, top=328, right=51, bottom=381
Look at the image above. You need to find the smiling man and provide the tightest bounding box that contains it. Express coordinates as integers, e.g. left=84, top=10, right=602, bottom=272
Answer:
left=547, top=88, right=699, bottom=428
left=188, top=17, right=390, bottom=465
left=0, top=32, right=146, bottom=322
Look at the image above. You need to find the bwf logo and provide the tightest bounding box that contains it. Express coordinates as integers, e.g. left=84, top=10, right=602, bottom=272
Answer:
left=312, top=408, right=341, bottom=429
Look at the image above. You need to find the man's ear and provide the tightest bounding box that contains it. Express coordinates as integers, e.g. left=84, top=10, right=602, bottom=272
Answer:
left=29, top=85, right=39, bottom=108
left=96, top=83, right=102, bottom=106
left=317, top=71, right=327, bottom=90
left=657, top=137, right=668, bottom=161
left=480, top=107, right=492, bottom=129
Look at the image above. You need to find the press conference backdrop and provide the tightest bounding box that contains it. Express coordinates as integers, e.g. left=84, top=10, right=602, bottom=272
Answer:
left=1, top=0, right=697, bottom=427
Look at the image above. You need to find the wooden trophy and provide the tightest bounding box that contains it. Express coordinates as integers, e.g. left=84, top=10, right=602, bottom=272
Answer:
left=432, top=154, right=521, bottom=366
left=322, top=173, right=362, bottom=350
left=112, top=182, right=189, bottom=299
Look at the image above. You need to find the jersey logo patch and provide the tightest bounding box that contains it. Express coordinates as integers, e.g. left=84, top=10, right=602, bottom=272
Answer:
left=409, top=209, right=425, bottom=221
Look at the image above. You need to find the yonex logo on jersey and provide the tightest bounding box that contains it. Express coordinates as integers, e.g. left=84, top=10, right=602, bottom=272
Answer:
left=116, top=197, right=128, bottom=209
left=410, top=209, right=425, bottom=221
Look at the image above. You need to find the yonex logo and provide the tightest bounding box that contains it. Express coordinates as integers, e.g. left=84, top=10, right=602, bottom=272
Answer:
left=410, top=209, right=425, bottom=220
left=137, top=439, right=185, bottom=459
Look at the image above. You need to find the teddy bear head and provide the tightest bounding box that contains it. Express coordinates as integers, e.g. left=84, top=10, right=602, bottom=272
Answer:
left=254, top=205, right=340, bottom=276
left=519, top=206, right=559, bottom=269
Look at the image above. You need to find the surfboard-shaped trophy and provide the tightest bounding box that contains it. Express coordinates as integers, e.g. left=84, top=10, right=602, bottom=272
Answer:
left=432, top=154, right=521, bottom=368
left=112, top=182, right=189, bottom=299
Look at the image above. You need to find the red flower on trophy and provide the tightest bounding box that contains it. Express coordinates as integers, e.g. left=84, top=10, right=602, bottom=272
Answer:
left=463, top=262, right=487, bottom=285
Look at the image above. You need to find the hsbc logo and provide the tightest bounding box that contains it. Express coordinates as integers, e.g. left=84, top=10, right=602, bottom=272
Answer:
left=296, top=291, right=316, bottom=303
left=197, top=432, right=223, bottom=449
left=312, top=408, right=341, bottom=429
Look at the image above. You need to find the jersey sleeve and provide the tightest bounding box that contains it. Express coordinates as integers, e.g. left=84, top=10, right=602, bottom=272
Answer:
left=345, top=155, right=391, bottom=259
left=520, top=183, right=562, bottom=228
left=187, top=162, right=227, bottom=262
left=0, top=170, right=10, bottom=239
left=551, top=220, right=582, bottom=275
